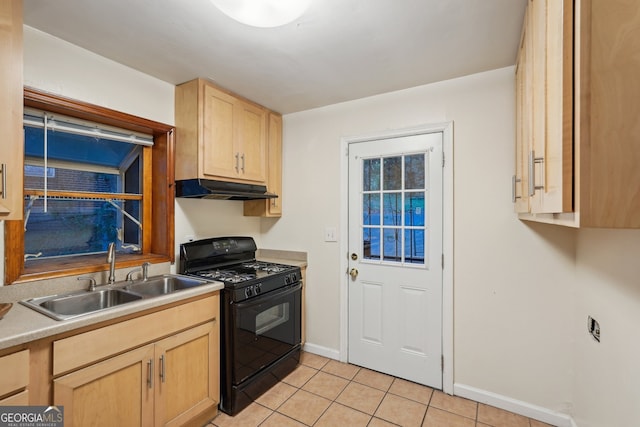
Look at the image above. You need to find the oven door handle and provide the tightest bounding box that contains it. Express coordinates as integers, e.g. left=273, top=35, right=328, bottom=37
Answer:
left=233, top=282, right=302, bottom=310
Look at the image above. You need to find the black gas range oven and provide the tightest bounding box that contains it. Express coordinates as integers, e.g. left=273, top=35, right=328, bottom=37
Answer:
left=179, top=236, right=302, bottom=416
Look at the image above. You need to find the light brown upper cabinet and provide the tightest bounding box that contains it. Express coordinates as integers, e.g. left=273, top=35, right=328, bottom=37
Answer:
left=244, top=112, right=283, bottom=217
left=514, top=0, right=640, bottom=228
left=0, top=0, right=24, bottom=220
left=175, top=78, right=268, bottom=185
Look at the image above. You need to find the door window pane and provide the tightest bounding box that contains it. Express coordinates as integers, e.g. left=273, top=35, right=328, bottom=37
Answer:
left=363, top=227, right=380, bottom=260
left=404, top=229, right=426, bottom=264
left=404, top=192, right=425, bottom=226
left=405, top=154, right=425, bottom=189
left=363, top=158, right=380, bottom=191
left=383, top=157, right=402, bottom=190
left=363, top=194, right=380, bottom=225
left=383, top=228, right=401, bottom=261
left=383, top=193, right=401, bottom=226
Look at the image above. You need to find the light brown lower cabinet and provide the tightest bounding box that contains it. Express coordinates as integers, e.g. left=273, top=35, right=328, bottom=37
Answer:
left=51, top=294, right=220, bottom=427
left=0, top=349, right=30, bottom=404
left=54, top=321, right=217, bottom=427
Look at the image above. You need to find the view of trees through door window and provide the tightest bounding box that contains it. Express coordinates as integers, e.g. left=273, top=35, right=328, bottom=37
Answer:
left=362, top=152, right=428, bottom=266
left=22, top=109, right=151, bottom=261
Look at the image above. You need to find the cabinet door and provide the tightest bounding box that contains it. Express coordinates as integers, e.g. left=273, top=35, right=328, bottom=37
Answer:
left=529, top=0, right=573, bottom=214
left=0, top=349, right=30, bottom=402
left=514, top=7, right=531, bottom=213
left=54, top=345, right=155, bottom=427
left=236, top=100, right=267, bottom=183
left=244, top=112, right=282, bottom=217
left=0, top=0, right=23, bottom=220
left=202, top=85, right=238, bottom=179
left=154, top=321, right=219, bottom=427
left=266, top=113, right=283, bottom=215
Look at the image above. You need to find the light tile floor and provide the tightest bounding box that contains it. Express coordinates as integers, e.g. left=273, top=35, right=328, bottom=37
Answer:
left=207, top=352, right=555, bottom=427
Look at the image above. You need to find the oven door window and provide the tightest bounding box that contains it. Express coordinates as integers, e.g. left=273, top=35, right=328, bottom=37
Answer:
left=233, top=284, right=301, bottom=384
left=256, top=303, right=289, bottom=335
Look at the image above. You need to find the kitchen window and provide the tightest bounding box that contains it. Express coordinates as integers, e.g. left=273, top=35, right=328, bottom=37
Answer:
left=4, top=88, right=175, bottom=284
left=23, top=109, right=149, bottom=259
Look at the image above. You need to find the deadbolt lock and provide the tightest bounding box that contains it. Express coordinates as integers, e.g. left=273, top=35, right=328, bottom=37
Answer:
left=351, top=253, right=358, bottom=260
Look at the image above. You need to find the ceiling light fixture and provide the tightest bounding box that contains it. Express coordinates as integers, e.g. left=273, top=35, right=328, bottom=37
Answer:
left=210, top=0, right=311, bottom=28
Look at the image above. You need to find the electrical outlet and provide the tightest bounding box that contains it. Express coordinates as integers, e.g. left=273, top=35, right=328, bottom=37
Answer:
left=324, top=227, right=337, bottom=242
left=588, top=316, right=600, bottom=342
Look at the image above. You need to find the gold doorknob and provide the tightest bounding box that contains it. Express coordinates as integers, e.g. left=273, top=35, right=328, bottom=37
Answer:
left=349, top=268, right=358, bottom=279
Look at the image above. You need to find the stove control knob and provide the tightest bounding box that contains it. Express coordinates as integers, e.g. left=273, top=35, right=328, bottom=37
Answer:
left=255, top=284, right=262, bottom=294
left=245, top=287, right=253, bottom=298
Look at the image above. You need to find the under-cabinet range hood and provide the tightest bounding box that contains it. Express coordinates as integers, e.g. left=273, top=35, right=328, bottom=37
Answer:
left=175, top=179, right=278, bottom=200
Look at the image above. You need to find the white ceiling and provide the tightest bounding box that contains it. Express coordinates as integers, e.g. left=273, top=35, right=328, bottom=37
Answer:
left=23, top=0, right=526, bottom=114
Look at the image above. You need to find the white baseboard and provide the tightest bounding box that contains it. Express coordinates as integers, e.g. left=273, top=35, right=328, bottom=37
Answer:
left=454, top=384, right=575, bottom=427
left=302, top=342, right=340, bottom=361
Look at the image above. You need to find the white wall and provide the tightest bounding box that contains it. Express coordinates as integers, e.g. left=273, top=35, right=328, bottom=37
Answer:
left=261, top=67, right=575, bottom=415
left=23, top=27, right=174, bottom=125
left=572, top=229, right=640, bottom=427
left=174, top=198, right=262, bottom=270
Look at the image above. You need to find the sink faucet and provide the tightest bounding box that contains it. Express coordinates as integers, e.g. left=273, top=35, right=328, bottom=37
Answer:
left=126, top=262, right=151, bottom=282
left=78, top=275, right=97, bottom=291
left=107, top=242, right=116, bottom=284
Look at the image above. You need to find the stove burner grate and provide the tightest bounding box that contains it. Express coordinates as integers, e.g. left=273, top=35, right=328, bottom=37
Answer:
left=241, top=262, right=289, bottom=274
left=199, top=270, right=257, bottom=283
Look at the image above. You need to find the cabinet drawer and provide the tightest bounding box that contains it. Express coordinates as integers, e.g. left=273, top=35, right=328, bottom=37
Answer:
left=53, top=294, right=219, bottom=376
left=0, top=349, right=29, bottom=398
left=0, top=390, right=29, bottom=405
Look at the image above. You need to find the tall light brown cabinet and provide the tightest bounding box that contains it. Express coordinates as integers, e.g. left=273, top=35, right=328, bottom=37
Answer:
left=0, top=0, right=23, bottom=220
left=513, top=0, right=640, bottom=227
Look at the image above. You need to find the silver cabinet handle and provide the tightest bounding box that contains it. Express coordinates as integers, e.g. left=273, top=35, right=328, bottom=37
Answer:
left=241, top=153, right=245, bottom=173
left=512, top=175, right=522, bottom=203
left=1, top=163, right=5, bottom=200
left=528, top=151, right=544, bottom=196
left=159, top=355, right=166, bottom=383
left=147, top=359, right=154, bottom=388
left=235, top=153, right=240, bottom=172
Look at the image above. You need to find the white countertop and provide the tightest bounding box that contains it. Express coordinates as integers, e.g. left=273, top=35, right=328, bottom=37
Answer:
left=0, top=280, right=223, bottom=351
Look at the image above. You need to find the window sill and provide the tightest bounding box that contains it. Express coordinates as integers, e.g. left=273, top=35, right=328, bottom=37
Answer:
left=14, top=253, right=171, bottom=285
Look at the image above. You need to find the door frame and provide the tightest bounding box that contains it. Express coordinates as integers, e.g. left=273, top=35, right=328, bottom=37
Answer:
left=339, top=121, right=454, bottom=394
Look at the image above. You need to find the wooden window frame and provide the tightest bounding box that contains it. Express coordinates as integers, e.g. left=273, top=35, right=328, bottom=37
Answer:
left=4, top=87, right=175, bottom=285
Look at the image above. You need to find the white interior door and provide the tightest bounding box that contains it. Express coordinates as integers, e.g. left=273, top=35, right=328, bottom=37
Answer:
left=347, top=131, right=443, bottom=388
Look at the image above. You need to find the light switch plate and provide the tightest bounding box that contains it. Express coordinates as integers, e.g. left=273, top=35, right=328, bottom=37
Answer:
left=324, top=227, right=337, bottom=242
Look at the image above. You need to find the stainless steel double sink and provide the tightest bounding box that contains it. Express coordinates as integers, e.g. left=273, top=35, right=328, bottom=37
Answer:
left=21, top=274, right=212, bottom=321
